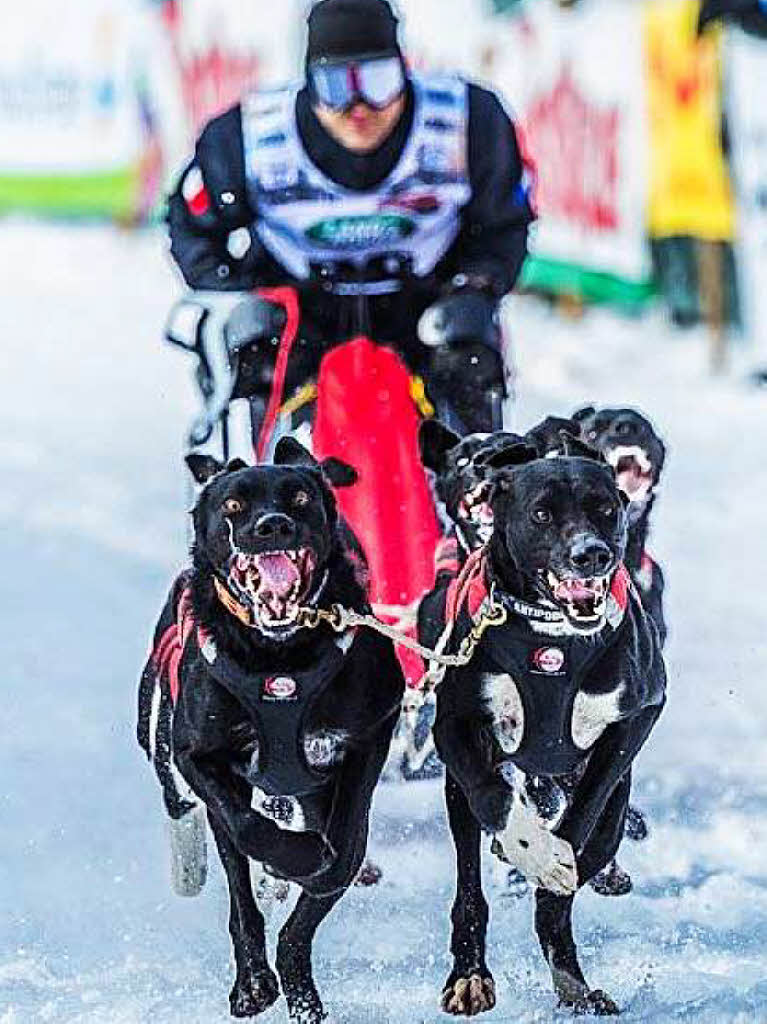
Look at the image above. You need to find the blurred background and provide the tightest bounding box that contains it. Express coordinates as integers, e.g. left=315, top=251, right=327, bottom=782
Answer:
left=1, top=0, right=765, bottom=370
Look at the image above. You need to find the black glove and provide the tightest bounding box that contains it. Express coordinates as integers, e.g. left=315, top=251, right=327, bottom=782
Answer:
left=698, top=0, right=761, bottom=33
left=418, top=291, right=500, bottom=350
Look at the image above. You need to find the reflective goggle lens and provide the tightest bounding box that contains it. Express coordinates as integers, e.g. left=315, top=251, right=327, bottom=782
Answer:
left=310, top=56, right=404, bottom=112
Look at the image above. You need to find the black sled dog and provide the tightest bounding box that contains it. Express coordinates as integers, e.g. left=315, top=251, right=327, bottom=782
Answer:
left=137, top=438, right=404, bottom=1022
left=431, top=438, right=666, bottom=1016
left=572, top=406, right=667, bottom=646
left=418, top=419, right=647, bottom=898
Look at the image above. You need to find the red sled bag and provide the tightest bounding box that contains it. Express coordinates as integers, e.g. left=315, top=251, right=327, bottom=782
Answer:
left=312, top=337, right=441, bottom=686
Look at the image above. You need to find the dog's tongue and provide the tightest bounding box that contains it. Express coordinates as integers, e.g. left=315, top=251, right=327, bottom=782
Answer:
left=256, top=553, right=299, bottom=597
left=616, top=457, right=651, bottom=499
left=555, top=579, right=594, bottom=601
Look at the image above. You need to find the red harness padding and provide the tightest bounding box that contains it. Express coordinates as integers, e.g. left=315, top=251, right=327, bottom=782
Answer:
left=434, top=534, right=460, bottom=577
left=312, top=337, right=441, bottom=686
left=151, top=586, right=211, bottom=703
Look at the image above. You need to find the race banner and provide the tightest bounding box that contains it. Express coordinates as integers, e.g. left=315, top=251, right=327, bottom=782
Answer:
left=400, top=0, right=653, bottom=307
left=0, top=0, right=177, bottom=218
left=160, top=0, right=305, bottom=138
left=645, top=0, right=735, bottom=241
left=726, top=28, right=767, bottom=364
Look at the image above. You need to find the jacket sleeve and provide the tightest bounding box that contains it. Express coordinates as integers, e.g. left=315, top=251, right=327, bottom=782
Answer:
left=166, top=104, right=284, bottom=291
left=436, top=83, right=536, bottom=297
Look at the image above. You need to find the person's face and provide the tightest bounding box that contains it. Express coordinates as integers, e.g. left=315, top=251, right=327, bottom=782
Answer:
left=314, top=93, right=406, bottom=154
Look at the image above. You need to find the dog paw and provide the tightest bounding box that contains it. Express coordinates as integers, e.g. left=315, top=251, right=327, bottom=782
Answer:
left=589, top=860, right=632, bottom=897
left=625, top=805, right=648, bottom=842
left=441, top=973, right=496, bottom=1016
left=229, top=965, right=280, bottom=1017
left=559, top=987, right=620, bottom=1016
left=552, top=968, right=619, bottom=1016
left=470, top=784, right=512, bottom=833
left=354, top=859, right=382, bottom=886
left=285, top=990, right=326, bottom=1023
left=494, top=805, right=578, bottom=896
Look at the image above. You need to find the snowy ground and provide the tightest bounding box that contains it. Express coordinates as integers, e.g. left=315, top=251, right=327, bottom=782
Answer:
left=2, top=223, right=766, bottom=1023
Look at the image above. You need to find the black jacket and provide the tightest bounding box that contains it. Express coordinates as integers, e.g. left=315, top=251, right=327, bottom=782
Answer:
left=167, top=81, right=535, bottom=339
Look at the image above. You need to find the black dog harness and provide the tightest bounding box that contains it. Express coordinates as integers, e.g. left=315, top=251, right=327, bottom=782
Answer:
left=154, top=580, right=358, bottom=796
left=438, top=555, right=633, bottom=776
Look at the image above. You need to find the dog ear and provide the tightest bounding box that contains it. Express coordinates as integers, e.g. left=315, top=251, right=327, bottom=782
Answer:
left=186, top=452, right=225, bottom=484
left=320, top=457, right=358, bottom=488
left=559, top=430, right=608, bottom=464
left=273, top=436, right=318, bottom=469
left=226, top=457, right=248, bottom=473
left=571, top=405, right=596, bottom=423
left=479, top=441, right=539, bottom=472
left=418, top=419, right=461, bottom=473
left=525, top=415, right=582, bottom=456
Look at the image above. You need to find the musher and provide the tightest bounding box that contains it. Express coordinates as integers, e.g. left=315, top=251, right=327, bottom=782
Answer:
left=166, top=0, right=535, bottom=435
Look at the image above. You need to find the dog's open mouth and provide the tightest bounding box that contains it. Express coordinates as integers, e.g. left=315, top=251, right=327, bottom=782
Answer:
left=458, top=481, right=494, bottom=531
left=545, top=571, right=611, bottom=627
left=228, top=548, right=317, bottom=629
left=605, top=446, right=654, bottom=502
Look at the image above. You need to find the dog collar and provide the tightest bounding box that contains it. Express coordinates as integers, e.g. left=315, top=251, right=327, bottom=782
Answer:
left=494, top=564, right=632, bottom=637
left=213, top=570, right=331, bottom=632
left=214, top=576, right=253, bottom=627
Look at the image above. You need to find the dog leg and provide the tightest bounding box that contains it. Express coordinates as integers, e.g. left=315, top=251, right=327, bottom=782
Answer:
left=175, top=750, right=334, bottom=879
left=556, top=704, right=663, bottom=857
left=434, top=717, right=511, bottom=832
left=441, top=772, right=496, bottom=1017
left=168, top=804, right=208, bottom=897
left=589, top=859, right=632, bottom=897
left=276, top=889, right=345, bottom=1023
left=208, top=812, right=280, bottom=1019
left=625, top=804, right=648, bottom=841
left=534, top=891, right=618, bottom=1016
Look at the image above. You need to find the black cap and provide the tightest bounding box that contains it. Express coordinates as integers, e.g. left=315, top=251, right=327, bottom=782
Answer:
left=307, top=0, right=400, bottom=63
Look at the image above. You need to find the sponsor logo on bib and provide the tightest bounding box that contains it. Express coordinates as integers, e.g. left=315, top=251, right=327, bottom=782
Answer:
left=306, top=214, right=415, bottom=249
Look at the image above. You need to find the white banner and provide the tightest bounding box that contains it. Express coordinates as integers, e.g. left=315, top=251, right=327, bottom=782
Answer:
left=726, top=29, right=767, bottom=364
left=0, top=0, right=154, bottom=175
left=488, top=0, right=650, bottom=281
left=162, top=0, right=305, bottom=137
left=397, top=0, right=650, bottom=284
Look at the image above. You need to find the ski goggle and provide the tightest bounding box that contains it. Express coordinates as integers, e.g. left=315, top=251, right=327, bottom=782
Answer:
left=309, top=55, right=405, bottom=113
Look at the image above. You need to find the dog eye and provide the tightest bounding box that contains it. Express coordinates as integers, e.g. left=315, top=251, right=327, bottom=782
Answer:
left=456, top=457, right=470, bottom=469
left=293, top=490, right=310, bottom=508
left=223, top=498, right=244, bottom=515
left=531, top=508, right=552, bottom=524
left=587, top=430, right=598, bottom=441
left=601, top=503, right=616, bottom=517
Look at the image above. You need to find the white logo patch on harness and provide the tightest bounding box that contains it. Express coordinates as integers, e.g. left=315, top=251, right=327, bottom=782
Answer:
left=263, top=676, right=298, bottom=701
left=531, top=646, right=565, bottom=674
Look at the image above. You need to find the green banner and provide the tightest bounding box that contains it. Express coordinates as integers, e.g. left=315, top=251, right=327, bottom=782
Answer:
left=520, top=256, right=656, bottom=311
left=0, top=169, right=139, bottom=219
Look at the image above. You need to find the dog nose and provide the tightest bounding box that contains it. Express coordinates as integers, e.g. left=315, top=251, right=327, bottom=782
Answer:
left=569, top=535, right=612, bottom=575
left=254, top=513, right=296, bottom=544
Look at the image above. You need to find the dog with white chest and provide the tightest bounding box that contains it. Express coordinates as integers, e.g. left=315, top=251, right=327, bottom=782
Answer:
left=429, top=435, right=666, bottom=1017
left=137, top=437, right=404, bottom=1023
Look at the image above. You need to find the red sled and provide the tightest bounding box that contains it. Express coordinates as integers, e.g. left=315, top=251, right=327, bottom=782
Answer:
left=312, top=336, right=441, bottom=686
